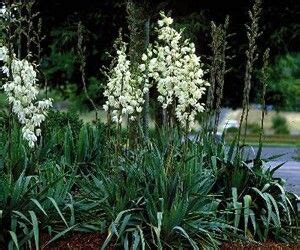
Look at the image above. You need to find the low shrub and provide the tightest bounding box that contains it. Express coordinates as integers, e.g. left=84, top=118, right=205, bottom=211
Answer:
left=226, top=127, right=239, bottom=134
left=247, top=123, right=261, bottom=134
left=272, top=114, right=290, bottom=135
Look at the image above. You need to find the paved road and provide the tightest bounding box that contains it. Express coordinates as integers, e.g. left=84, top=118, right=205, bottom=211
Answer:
left=247, top=147, right=300, bottom=211
left=250, top=146, right=298, bottom=162
left=266, top=161, right=300, bottom=211
left=246, top=147, right=300, bottom=195
left=270, top=161, right=300, bottom=195
left=189, top=133, right=300, bottom=197
left=217, top=109, right=300, bottom=204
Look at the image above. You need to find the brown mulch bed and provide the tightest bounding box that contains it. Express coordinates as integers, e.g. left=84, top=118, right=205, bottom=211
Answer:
left=40, top=233, right=300, bottom=250
left=40, top=232, right=113, bottom=250
left=221, top=242, right=300, bottom=250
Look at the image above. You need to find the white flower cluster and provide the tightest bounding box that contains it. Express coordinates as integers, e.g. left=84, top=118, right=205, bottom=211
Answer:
left=140, top=13, right=209, bottom=131
left=0, top=4, right=6, bottom=17
left=103, top=40, right=148, bottom=124
left=0, top=46, right=52, bottom=148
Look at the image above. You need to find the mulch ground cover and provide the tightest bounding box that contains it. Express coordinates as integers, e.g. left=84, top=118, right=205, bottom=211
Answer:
left=221, top=242, right=300, bottom=250
left=40, top=232, right=113, bottom=250
left=40, top=232, right=300, bottom=249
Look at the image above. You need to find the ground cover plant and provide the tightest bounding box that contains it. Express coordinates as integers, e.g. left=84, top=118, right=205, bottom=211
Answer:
left=0, top=0, right=299, bottom=249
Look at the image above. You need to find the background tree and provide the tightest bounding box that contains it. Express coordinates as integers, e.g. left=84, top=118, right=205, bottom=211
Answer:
left=1, top=0, right=297, bottom=110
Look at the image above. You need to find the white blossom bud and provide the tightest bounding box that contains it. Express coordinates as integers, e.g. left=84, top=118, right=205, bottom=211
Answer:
left=142, top=54, right=147, bottom=61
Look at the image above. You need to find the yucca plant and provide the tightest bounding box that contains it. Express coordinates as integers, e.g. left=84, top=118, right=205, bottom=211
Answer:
left=80, top=132, right=233, bottom=249
left=0, top=123, right=29, bottom=178
left=199, top=128, right=298, bottom=242
left=37, top=112, right=108, bottom=171
left=141, top=151, right=231, bottom=249
left=0, top=153, right=78, bottom=249
left=226, top=164, right=298, bottom=242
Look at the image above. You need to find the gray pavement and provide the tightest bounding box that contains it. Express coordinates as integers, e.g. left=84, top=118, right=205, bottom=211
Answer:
left=247, top=147, right=300, bottom=211
left=271, top=161, right=300, bottom=195
left=247, top=147, right=300, bottom=195
left=250, top=146, right=298, bottom=162
left=217, top=108, right=300, bottom=205
left=189, top=130, right=300, bottom=199
left=266, top=161, right=300, bottom=211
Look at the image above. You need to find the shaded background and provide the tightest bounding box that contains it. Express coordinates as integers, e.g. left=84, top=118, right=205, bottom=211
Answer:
left=2, top=0, right=300, bottom=110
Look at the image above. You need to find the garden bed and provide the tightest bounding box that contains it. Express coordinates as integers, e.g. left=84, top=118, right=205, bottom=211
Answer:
left=221, top=242, right=300, bottom=250
left=41, top=233, right=300, bottom=250
left=40, top=232, right=112, bottom=250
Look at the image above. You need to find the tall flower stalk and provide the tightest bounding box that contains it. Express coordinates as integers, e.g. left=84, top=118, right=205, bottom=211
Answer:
left=140, top=12, right=209, bottom=133
left=103, top=37, right=147, bottom=125
left=238, top=0, right=262, bottom=144
left=206, top=17, right=232, bottom=133
left=257, top=48, right=270, bottom=153
left=205, top=22, right=220, bottom=130
left=127, top=0, right=151, bottom=141
left=214, top=16, right=232, bottom=133
left=77, top=21, right=98, bottom=121
left=103, top=35, right=148, bottom=157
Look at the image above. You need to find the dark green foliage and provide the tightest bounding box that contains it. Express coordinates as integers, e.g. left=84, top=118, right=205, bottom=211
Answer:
left=61, top=123, right=108, bottom=167
left=0, top=109, right=9, bottom=132
left=77, top=127, right=298, bottom=248
left=267, top=53, right=300, bottom=111
left=175, top=12, right=209, bottom=44
left=0, top=161, right=77, bottom=249
left=41, top=24, right=78, bottom=88
left=40, top=119, right=109, bottom=170
left=43, top=110, right=83, bottom=137
left=86, top=76, right=104, bottom=106
left=0, top=122, right=29, bottom=177
left=0, top=110, right=298, bottom=248
left=0, top=114, right=109, bottom=249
